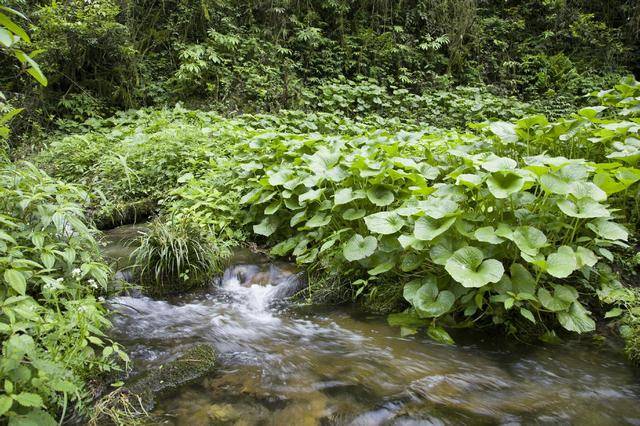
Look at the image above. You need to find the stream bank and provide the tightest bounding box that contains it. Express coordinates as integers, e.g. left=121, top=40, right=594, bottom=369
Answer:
left=100, top=224, right=640, bottom=425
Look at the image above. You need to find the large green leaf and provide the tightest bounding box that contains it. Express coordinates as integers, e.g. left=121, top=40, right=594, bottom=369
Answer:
left=512, top=226, right=547, bottom=256
left=364, top=211, right=404, bottom=235
left=387, top=310, right=425, bottom=328
left=12, top=392, right=43, bottom=408
left=546, top=246, right=577, bottom=278
left=334, top=187, right=364, bottom=205
left=4, top=269, right=26, bottom=295
left=299, top=188, right=324, bottom=203
left=489, top=121, right=517, bottom=143
left=305, top=213, right=331, bottom=228
left=568, top=181, right=607, bottom=202
left=429, top=238, right=458, bottom=265
left=474, top=226, right=505, bottom=244
left=268, top=168, right=293, bottom=186
left=342, top=208, right=366, bottom=221
left=588, top=218, right=628, bottom=241
left=404, top=276, right=438, bottom=303
left=253, top=216, right=279, bottom=237
left=414, top=216, right=456, bottom=241
left=486, top=171, right=524, bottom=199
left=456, top=173, right=483, bottom=188
left=418, top=198, right=458, bottom=219
left=343, top=234, right=377, bottom=262
left=482, top=156, right=517, bottom=172
left=445, top=247, right=504, bottom=288
left=415, top=290, right=455, bottom=318
left=538, top=287, right=570, bottom=312
left=366, top=185, right=395, bottom=206
left=509, top=263, right=536, bottom=295
left=557, top=198, right=610, bottom=218
left=427, top=325, right=455, bottom=345
left=575, top=246, right=597, bottom=268
left=557, top=302, right=595, bottom=333
left=0, top=395, right=12, bottom=416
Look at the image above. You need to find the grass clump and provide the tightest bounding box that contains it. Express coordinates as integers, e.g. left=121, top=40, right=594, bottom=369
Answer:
left=132, top=217, right=234, bottom=294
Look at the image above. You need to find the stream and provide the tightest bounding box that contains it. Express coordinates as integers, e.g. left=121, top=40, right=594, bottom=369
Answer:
left=103, top=225, right=640, bottom=425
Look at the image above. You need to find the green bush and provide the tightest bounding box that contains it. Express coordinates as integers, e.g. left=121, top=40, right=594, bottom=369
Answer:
left=132, top=217, right=234, bottom=294
left=0, top=162, right=127, bottom=424
left=239, top=126, right=629, bottom=341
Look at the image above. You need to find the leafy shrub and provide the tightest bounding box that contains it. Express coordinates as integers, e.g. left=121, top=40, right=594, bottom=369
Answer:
left=237, top=124, right=631, bottom=341
left=0, top=162, right=127, bottom=424
left=37, top=105, right=442, bottom=227
left=173, top=28, right=302, bottom=111
left=302, top=77, right=535, bottom=127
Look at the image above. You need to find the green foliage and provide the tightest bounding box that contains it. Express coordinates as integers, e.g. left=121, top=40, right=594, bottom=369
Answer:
left=236, top=119, right=627, bottom=340
left=0, top=162, right=127, bottom=424
left=132, top=217, right=234, bottom=293
left=173, top=28, right=301, bottom=111
left=0, top=5, right=46, bottom=156
left=302, top=77, right=534, bottom=126
left=36, top=77, right=640, bottom=349
left=1, top=0, right=637, bottom=139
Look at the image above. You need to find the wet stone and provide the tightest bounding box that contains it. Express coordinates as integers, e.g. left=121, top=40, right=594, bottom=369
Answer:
left=124, top=344, right=217, bottom=411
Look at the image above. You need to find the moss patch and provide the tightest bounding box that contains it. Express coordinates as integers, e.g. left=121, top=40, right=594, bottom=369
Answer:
left=124, top=344, right=217, bottom=410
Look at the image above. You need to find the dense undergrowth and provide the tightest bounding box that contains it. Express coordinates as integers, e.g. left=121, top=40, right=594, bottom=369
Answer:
left=36, top=77, right=640, bottom=349
left=2, top=1, right=640, bottom=423
left=3, top=0, right=638, bottom=147
left=0, top=161, right=128, bottom=424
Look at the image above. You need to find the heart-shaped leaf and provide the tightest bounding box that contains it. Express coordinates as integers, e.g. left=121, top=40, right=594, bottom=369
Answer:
left=364, top=211, right=404, bottom=235
left=418, top=198, right=458, bottom=219
left=538, top=287, right=571, bottom=312
left=474, top=226, right=505, bottom=244
left=366, top=185, right=395, bottom=206
left=512, top=226, right=547, bottom=256
left=445, top=247, right=504, bottom=288
left=305, top=213, right=331, bottom=228
left=343, top=234, right=377, bottom=262
left=415, top=290, right=455, bottom=318
left=546, top=246, right=577, bottom=278
left=414, top=216, right=456, bottom=241
left=557, top=198, right=610, bottom=218
left=557, top=302, right=595, bottom=333
left=487, top=171, right=524, bottom=198
left=334, top=187, right=364, bottom=205
left=342, top=208, right=366, bottom=221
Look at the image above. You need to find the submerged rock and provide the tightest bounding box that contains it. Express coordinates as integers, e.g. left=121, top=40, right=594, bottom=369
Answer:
left=123, top=344, right=217, bottom=410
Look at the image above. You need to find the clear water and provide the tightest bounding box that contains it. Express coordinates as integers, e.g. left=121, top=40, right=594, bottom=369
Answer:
left=103, top=225, right=640, bottom=425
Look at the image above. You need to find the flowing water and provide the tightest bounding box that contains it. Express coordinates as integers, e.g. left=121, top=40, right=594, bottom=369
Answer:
left=103, top=225, right=640, bottom=425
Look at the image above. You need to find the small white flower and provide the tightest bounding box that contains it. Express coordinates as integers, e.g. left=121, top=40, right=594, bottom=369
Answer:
left=98, top=296, right=105, bottom=302
left=44, top=278, right=65, bottom=291
left=72, top=268, right=82, bottom=278
left=88, top=279, right=98, bottom=289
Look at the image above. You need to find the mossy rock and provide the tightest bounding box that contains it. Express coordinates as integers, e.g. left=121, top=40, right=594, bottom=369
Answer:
left=124, top=344, right=217, bottom=410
